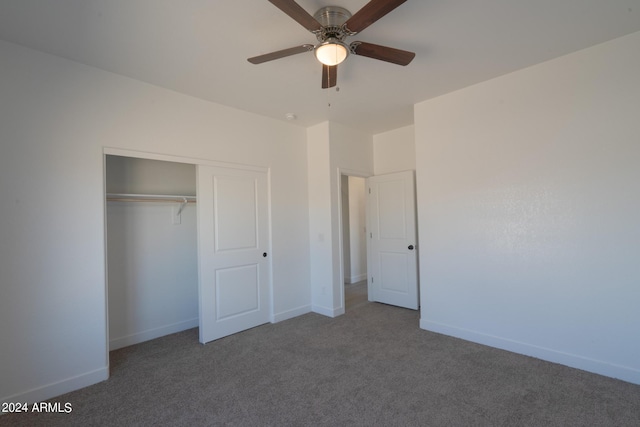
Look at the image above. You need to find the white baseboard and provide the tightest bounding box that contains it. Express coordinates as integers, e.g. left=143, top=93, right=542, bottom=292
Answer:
left=344, top=273, right=367, bottom=284
left=420, top=318, right=640, bottom=386
left=1, top=366, right=108, bottom=406
left=272, top=305, right=311, bottom=323
left=109, top=318, right=199, bottom=351
left=312, top=304, right=344, bottom=318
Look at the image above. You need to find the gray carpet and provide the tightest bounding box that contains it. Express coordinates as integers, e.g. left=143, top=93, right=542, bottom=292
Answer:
left=2, top=299, right=640, bottom=426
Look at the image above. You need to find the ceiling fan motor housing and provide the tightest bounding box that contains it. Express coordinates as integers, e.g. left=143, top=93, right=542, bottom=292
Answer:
left=313, top=6, right=353, bottom=42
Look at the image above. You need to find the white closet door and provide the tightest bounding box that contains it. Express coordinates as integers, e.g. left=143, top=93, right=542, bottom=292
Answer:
left=197, top=165, right=270, bottom=343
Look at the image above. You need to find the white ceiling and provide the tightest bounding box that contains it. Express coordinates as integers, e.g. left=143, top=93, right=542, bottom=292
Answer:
left=1, top=0, right=639, bottom=134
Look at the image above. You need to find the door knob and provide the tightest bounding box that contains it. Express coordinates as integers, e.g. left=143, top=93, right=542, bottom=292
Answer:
left=263, top=252, right=267, bottom=257
left=408, top=245, right=414, bottom=250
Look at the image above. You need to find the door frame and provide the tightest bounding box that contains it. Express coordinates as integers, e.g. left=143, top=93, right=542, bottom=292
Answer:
left=336, top=168, right=372, bottom=312
left=336, top=168, right=420, bottom=313
left=102, top=147, right=273, bottom=360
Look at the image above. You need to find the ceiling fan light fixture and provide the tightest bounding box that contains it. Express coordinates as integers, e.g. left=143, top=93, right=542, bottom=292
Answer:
left=315, top=39, right=349, bottom=66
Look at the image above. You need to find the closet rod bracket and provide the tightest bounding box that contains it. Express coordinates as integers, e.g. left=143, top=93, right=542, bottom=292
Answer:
left=176, top=197, right=188, bottom=217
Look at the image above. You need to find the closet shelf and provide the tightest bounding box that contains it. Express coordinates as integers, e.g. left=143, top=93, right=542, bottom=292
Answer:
left=106, top=193, right=197, bottom=203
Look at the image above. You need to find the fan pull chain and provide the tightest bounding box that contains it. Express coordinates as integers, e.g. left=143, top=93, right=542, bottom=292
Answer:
left=326, top=70, right=331, bottom=108
left=327, top=86, right=339, bottom=113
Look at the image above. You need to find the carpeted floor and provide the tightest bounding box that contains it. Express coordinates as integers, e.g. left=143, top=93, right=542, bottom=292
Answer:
left=2, top=296, right=640, bottom=426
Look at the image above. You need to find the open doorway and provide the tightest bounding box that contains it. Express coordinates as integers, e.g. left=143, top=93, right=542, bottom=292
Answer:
left=341, top=174, right=368, bottom=310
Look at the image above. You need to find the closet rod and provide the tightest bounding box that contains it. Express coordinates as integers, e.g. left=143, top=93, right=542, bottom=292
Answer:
left=106, top=193, right=197, bottom=203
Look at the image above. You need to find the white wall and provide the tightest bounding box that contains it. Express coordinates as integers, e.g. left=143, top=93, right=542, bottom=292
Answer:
left=106, top=156, right=198, bottom=350
left=415, top=31, right=640, bottom=384
left=373, top=125, right=415, bottom=175
left=341, top=174, right=351, bottom=283
left=0, top=39, right=311, bottom=404
left=107, top=202, right=198, bottom=349
left=307, top=122, right=334, bottom=316
left=307, top=121, right=373, bottom=316
left=330, top=123, right=374, bottom=312
left=347, top=176, right=367, bottom=283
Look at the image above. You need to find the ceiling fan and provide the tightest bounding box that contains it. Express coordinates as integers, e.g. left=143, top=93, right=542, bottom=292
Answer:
left=248, top=0, right=416, bottom=89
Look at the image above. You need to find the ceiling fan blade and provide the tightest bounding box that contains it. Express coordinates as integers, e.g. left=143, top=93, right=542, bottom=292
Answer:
left=248, top=44, right=314, bottom=64
left=350, top=41, right=415, bottom=65
left=322, top=64, right=337, bottom=89
left=268, top=0, right=322, bottom=32
left=344, top=0, right=407, bottom=34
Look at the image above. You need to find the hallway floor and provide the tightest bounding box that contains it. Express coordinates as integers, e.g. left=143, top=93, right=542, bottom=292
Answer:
left=344, top=280, right=368, bottom=310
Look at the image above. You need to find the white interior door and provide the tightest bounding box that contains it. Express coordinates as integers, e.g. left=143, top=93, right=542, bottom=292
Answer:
left=367, top=170, right=418, bottom=310
left=197, top=165, right=270, bottom=343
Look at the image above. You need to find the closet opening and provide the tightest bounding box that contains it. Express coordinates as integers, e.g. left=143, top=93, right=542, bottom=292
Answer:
left=105, top=154, right=198, bottom=351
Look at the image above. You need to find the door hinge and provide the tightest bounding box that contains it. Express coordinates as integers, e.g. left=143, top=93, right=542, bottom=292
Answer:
left=368, top=187, right=371, bottom=194
left=370, top=232, right=372, bottom=238
left=371, top=276, right=374, bottom=283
